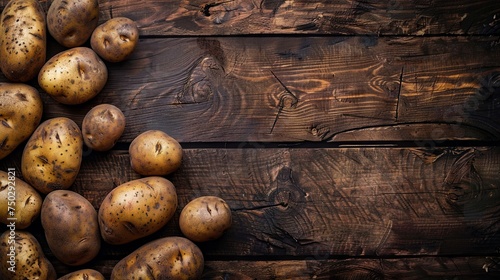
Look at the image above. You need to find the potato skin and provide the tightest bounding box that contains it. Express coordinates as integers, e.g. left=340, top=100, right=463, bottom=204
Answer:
left=38, top=47, right=108, bottom=105
left=129, top=130, right=183, bottom=176
left=82, top=104, right=126, bottom=151
left=111, top=236, right=204, bottom=280
left=0, top=171, right=42, bottom=229
left=41, top=190, right=101, bottom=266
left=0, top=83, right=43, bottom=160
left=47, top=0, right=99, bottom=48
left=180, top=196, right=232, bottom=242
left=57, top=269, right=105, bottom=280
left=99, top=176, right=178, bottom=245
left=0, top=230, right=57, bottom=280
left=91, top=17, right=139, bottom=62
left=21, top=117, right=83, bottom=194
left=0, top=0, right=46, bottom=82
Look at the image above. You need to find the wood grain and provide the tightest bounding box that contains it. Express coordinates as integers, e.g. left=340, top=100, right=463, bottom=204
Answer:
left=8, top=0, right=494, bottom=36
left=0, top=147, right=500, bottom=275
left=3, top=147, right=499, bottom=259
left=11, top=36, right=497, bottom=143
left=48, top=257, right=500, bottom=279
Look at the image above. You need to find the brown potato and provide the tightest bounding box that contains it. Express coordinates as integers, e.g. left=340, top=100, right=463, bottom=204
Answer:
left=82, top=104, right=126, bottom=151
left=99, top=176, right=178, bottom=245
left=179, top=196, right=232, bottom=242
left=0, top=170, right=43, bottom=229
left=47, top=0, right=99, bottom=48
left=111, top=236, right=204, bottom=280
left=41, top=190, right=101, bottom=266
left=0, top=83, right=43, bottom=160
left=129, top=130, right=183, bottom=176
left=21, top=117, right=83, bottom=194
left=91, top=17, right=139, bottom=62
left=0, top=230, right=57, bottom=280
left=0, top=0, right=46, bottom=82
left=57, top=269, right=105, bottom=280
left=38, top=47, right=108, bottom=105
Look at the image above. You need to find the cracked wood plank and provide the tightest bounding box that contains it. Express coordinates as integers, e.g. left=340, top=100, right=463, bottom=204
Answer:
left=6, top=0, right=496, bottom=36
left=13, top=36, right=500, bottom=144
left=42, top=257, right=500, bottom=279
left=46, top=257, right=500, bottom=279
left=3, top=147, right=499, bottom=261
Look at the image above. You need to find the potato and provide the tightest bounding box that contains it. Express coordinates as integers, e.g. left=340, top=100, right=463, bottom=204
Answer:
left=111, top=236, right=204, bottom=280
left=38, top=47, right=108, bottom=105
left=129, top=130, right=183, bottom=176
left=179, top=196, right=232, bottom=242
left=99, top=176, right=178, bottom=245
left=0, top=83, right=43, bottom=160
left=58, top=269, right=105, bottom=280
left=41, top=190, right=100, bottom=266
left=21, top=117, right=83, bottom=194
left=47, top=0, right=99, bottom=48
left=91, top=17, right=139, bottom=62
left=0, top=0, right=46, bottom=82
left=82, top=104, right=126, bottom=151
left=0, top=171, right=42, bottom=229
left=0, top=230, right=57, bottom=280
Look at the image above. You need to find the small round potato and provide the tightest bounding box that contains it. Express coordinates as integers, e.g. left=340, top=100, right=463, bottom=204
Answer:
left=99, top=176, right=178, bottom=245
left=58, top=269, right=105, bottom=280
left=21, top=117, right=83, bottom=194
left=129, top=130, right=183, bottom=176
left=91, top=17, right=139, bottom=62
left=0, top=83, right=43, bottom=160
left=47, top=0, right=99, bottom=48
left=0, top=230, right=57, bottom=280
left=179, top=196, right=232, bottom=242
left=111, top=236, right=204, bottom=280
left=82, top=104, right=126, bottom=151
left=41, top=190, right=101, bottom=266
left=0, top=171, right=43, bottom=229
left=38, top=47, right=108, bottom=105
left=0, top=0, right=46, bottom=82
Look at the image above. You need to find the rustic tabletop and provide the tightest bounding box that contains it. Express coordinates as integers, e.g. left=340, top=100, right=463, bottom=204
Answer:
left=1, top=0, right=500, bottom=279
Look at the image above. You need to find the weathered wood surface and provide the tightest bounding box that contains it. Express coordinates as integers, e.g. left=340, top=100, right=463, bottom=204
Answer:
left=4, top=147, right=500, bottom=257
left=2, top=146, right=500, bottom=278
left=2, top=0, right=500, bottom=279
left=1, top=36, right=499, bottom=143
left=46, top=257, right=500, bottom=279
left=8, top=0, right=495, bottom=36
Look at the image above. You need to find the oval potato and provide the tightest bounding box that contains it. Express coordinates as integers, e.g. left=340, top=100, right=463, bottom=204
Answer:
left=111, top=236, right=204, bottom=280
left=41, top=190, right=101, bottom=266
left=0, top=0, right=46, bottom=82
left=91, top=17, right=139, bottom=62
left=58, top=269, right=105, bottom=280
left=129, top=130, right=183, bottom=176
left=0, top=83, right=43, bottom=160
left=0, top=230, right=57, bottom=280
left=47, top=0, right=99, bottom=48
left=21, top=117, right=83, bottom=194
left=82, top=104, right=126, bottom=151
left=98, top=176, right=177, bottom=245
left=38, top=47, right=108, bottom=105
left=0, top=171, right=42, bottom=229
left=179, top=196, right=232, bottom=242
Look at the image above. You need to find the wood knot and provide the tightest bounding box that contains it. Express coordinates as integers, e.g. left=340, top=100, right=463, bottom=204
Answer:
left=267, top=167, right=307, bottom=212
left=176, top=56, right=222, bottom=104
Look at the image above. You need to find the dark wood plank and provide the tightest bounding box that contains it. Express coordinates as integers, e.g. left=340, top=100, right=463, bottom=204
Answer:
left=48, top=257, right=500, bottom=279
left=4, top=0, right=495, bottom=36
left=3, top=147, right=499, bottom=259
left=12, top=36, right=498, bottom=143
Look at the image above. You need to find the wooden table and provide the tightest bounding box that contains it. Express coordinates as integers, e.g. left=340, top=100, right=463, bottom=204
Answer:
left=2, top=0, right=500, bottom=279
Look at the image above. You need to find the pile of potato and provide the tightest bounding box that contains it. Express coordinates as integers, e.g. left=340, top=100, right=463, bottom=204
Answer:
left=0, top=0, right=232, bottom=279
